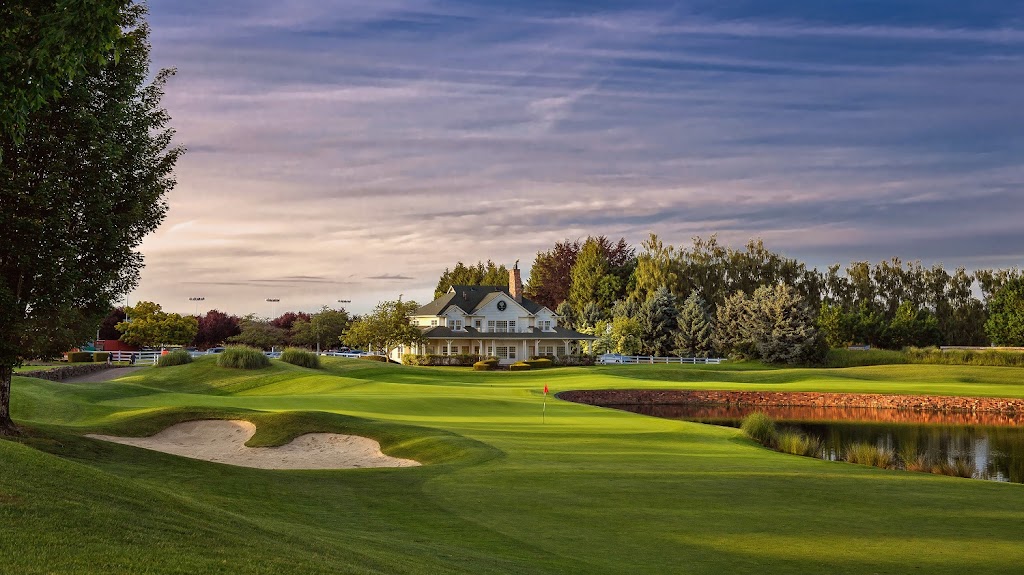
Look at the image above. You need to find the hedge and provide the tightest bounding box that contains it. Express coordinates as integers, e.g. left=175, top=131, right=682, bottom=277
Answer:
left=524, top=358, right=553, bottom=369
left=509, top=361, right=532, bottom=371
left=359, top=355, right=389, bottom=362
left=93, top=352, right=110, bottom=363
left=67, top=352, right=93, bottom=363
left=550, top=355, right=595, bottom=367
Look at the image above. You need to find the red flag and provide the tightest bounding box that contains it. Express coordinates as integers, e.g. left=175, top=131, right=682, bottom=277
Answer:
left=543, top=384, right=548, bottom=395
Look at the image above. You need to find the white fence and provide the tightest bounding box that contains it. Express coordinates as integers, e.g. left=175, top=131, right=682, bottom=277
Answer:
left=606, top=356, right=724, bottom=365
left=106, top=351, right=162, bottom=365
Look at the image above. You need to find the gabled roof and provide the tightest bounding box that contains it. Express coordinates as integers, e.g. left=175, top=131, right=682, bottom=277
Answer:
left=413, top=285, right=545, bottom=316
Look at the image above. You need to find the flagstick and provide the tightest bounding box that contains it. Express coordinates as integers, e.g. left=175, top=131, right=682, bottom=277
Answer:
left=542, top=393, right=547, bottom=424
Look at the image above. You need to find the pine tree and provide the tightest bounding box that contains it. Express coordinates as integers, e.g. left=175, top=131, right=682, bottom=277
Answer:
left=674, top=293, right=714, bottom=357
left=749, top=284, right=823, bottom=364
left=640, top=287, right=678, bottom=356
left=715, top=291, right=754, bottom=357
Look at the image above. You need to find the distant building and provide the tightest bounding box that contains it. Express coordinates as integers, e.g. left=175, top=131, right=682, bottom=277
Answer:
left=397, top=265, right=597, bottom=364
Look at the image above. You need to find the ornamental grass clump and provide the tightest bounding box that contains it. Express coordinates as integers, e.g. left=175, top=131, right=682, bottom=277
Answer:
left=844, top=443, right=896, bottom=469
left=740, top=412, right=778, bottom=447
left=156, top=350, right=193, bottom=367
left=280, top=348, right=321, bottom=369
left=217, top=346, right=270, bottom=369
left=775, top=429, right=822, bottom=457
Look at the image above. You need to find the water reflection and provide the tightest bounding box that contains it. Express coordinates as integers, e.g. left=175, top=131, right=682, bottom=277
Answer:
left=609, top=403, right=1024, bottom=483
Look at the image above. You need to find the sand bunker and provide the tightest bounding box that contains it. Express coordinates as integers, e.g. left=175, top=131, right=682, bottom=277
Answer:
left=87, top=420, right=420, bottom=470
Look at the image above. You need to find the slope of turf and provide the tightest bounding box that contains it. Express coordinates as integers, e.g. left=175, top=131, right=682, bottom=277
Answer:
left=3, top=358, right=1024, bottom=574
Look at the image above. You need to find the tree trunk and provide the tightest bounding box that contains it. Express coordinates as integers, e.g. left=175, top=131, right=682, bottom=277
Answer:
left=0, top=365, right=17, bottom=435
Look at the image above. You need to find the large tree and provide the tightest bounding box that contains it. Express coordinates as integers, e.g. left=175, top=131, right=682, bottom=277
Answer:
left=116, top=301, right=197, bottom=348
left=192, top=309, right=241, bottom=349
left=434, top=261, right=508, bottom=299
left=524, top=239, right=580, bottom=310
left=0, top=4, right=181, bottom=433
left=985, top=277, right=1024, bottom=346
left=674, top=293, right=715, bottom=358
left=228, top=315, right=287, bottom=351
left=343, top=299, right=424, bottom=359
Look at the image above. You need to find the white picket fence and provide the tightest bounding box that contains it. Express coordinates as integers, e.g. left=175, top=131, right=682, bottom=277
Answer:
left=606, top=356, right=724, bottom=365
left=106, top=351, right=163, bottom=365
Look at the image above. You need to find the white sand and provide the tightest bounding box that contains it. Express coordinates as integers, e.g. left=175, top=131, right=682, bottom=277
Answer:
left=87, top=420, right=420, bottom=470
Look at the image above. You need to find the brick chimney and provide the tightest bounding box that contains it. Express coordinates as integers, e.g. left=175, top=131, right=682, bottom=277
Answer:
left=510, top=261, right=523, bottom=303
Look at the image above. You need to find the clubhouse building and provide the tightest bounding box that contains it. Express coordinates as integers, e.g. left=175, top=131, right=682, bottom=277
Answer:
left=396, top=266, right=597, bottom=364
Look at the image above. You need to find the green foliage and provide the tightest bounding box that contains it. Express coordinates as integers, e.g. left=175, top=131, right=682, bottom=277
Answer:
left=555, top=301, right=578, bottom=331
left=715, top=291, right=755, bottom=358
left=569, top=238, right=611, bottom=313
left=674, top=293, right=715, bottom=357
left=0, top=4, right=181, bottom=429
left=472, top=361, right=493, bottom=371
left=66, top=352, right=93, bottom=363
left=279, top=348, right=321, bottom=369
left=92, top=352, right=110, bottom=363
left=881, top=301, right=940, bottom=349
left=116, top=301, right=198, bottom=348
left=904, top=347, right=1024, bottom=367
left=740, top=412, right=778, bottom=447
left=639, top=286, right=679, bottom=356
left=434, top=261, right=508, bottom=299
left=524, top=358, right=553, bottom=369
left=985, top=277, right=1024, bottom=346
left=156, top=350, right=193, bottom=367
left=216, top=346, right=270, bottom=370
left=359, top=355, right=388, bottom=362
left=509, top=362, right=532, bottom=371
left=343, top=299, right=424, bottom=360
left=227, top=315, right=286, bottom=350
left=818, top=303, right=855, bottom=348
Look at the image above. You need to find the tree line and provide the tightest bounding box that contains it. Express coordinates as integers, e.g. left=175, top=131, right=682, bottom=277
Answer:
left=438, top=234, right=1024, bottom=362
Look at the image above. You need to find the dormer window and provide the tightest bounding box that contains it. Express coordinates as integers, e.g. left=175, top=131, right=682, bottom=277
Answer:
left=451, top=319, right=464, bottom=331
left=540, top=320, right=552, bottom=332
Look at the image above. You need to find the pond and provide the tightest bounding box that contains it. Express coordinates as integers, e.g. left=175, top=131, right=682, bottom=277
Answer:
left=608, top=403, right=1024, bottom=483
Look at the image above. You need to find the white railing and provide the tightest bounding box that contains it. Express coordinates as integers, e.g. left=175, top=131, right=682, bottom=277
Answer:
left=603, top=356, right=724, bottom=365
left=107, top=351, right=162, bottom=365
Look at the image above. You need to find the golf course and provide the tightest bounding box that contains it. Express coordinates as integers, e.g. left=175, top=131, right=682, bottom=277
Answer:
left=3, top=358, right=1024, bottom=574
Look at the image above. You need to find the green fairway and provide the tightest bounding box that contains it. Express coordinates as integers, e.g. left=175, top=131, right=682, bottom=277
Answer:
left=3, top=358, right=1024, bottom=574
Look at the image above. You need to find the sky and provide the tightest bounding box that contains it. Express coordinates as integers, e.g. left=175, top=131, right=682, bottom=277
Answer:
left=136, top=0, right=1024, bottom=316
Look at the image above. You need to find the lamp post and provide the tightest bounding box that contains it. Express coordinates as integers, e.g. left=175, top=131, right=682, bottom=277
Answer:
left=188, top=296, right=205, bottom=316
left=266, top=298, right=280, bottom=319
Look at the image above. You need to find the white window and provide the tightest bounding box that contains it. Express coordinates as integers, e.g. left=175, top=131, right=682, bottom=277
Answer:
left=475, top=320, right=482, bottom=328
left=487, top=320, right=495, bottom=332
left=508, top=320, right=516, bottom=332
left=494, top=346, right=516, bottom=359
left=451, top=319, right=464, bottom=331
left=540, top=320, right=552, bottom=331
left=430, top=319, right=438, bottom=327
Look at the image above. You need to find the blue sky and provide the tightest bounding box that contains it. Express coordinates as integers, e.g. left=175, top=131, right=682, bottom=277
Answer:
left=136, top=1, right=1024, bottom=315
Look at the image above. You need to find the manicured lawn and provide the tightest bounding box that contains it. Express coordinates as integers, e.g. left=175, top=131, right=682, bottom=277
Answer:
left=3, top=358, right=1024, bottom=574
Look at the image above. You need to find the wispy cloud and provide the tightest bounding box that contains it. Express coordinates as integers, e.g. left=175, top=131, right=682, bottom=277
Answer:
left=136, top=0, right=1024, bottom=315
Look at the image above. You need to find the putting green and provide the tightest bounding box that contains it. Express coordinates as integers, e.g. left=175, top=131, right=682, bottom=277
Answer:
left=3, top=358, right=1024, bottom=574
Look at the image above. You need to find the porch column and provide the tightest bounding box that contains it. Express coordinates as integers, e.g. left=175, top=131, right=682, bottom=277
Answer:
left=446, top=339, right=453, bottom=356
left=535, top=339, right=540, bottom=358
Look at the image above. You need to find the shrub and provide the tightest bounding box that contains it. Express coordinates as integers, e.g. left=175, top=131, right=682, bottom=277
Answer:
left=66, top=352, right=93, bottom=363
left=509, top=361, right=532, bottom=371
left=740, top=412, right=777, bottom=447
left=217, top=346, right=270, bottom=369
left=775, top=429, right=822, bottom=457
left=524, top=358, right=554, bottom=369
left=359, top=354, right=389, bottom=362
left=933, top=457, right=976, bottom=479
left=280, top=348, right=321, bottom=369
left=156, top=350, right=193, bottom=367
left=92, top=352, right=110, bottom=363
left=401, top=353, right=418, bottom=365
left=472, top=360, right=495, bottom=371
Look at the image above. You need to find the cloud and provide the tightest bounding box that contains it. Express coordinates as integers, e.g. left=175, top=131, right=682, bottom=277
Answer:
left=132, top=1, right=1024, bottom=315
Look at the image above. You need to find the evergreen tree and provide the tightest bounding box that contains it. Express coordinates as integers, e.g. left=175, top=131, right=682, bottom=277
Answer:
left=434, top=261, right=508, bottom=298
left=640, top=287, right=678, bottom=356
left=524, top=239, right=581, bottom=310
left=555, top=301, right=578, bottom=331
left=568, top=238, right=611, bottom=313
left=749, top=284, right=823, bottom=364
left=674, top=293, right=715, bottom=357
left=715, top=291, right=754, bottom=357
